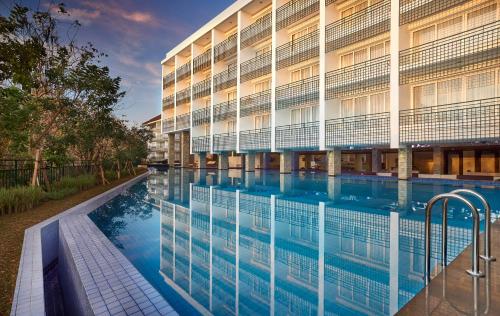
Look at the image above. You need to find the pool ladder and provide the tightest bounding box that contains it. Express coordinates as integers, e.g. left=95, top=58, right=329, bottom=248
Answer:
left=424, top=189, right=495, bottom=284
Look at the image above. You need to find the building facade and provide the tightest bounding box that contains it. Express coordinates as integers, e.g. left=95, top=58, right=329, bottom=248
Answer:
left=161, top=0, right=500, bottom=180
left=143, top=115, right=168, bottom=162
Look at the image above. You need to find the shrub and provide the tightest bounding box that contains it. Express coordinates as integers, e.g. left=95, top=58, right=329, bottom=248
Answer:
left=0, top=186, right=45, bottom=215
left=104, top=170, right=118, bottom=181
left=45, top=187, right=78, bottom=200
left=52, top=174, right=96, bottom=192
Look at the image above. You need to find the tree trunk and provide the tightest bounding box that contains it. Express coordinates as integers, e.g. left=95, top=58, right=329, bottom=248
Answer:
left=116, top=160, right=121, bottom=179
left=99, top=163, right=109, bottom=185
left=130, top=161, right=136, bottom=175
left=31, top=149, right=41, bottom=186
left=41, top=161, right=51, bottom=191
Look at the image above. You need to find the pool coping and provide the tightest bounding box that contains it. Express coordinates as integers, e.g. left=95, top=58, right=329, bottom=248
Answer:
left=10, top=172, right=178, bottom=316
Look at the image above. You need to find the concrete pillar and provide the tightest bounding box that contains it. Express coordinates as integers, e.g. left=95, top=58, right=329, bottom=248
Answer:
left=263, top=152, right=271, bottom=169
left=398, top=180, right=412, bottom=209
left=194, top=169, right=207, bottom=185
left=280, top=152, right=292, bottom=174
left=327, top=148, right=341, bottom=176
left=292, top=152, right=299, bottom=171
left=245, top=152, right=255, bottom=172
left=280, top=173, right=293, bottom=193
left=372, top=149, right=381, bottom=173
left=433, top=147, right=443, bottom=175
left=245, top=172, right=255, bottom=189
left=398, top=146, right=412, bottom=180
left=168, top=133, right=175, bottom=166
left=218, top=153, right=229, bottom=170
left=327, top=177, right=341, bottom=201
left=196, top=153, right=207, bottom=169
left=181, top=131, right=190, bottom=168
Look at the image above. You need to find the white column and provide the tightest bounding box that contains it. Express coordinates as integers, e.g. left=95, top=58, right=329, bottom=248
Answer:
left=174, top=55, right=179, bottom=130
left=235, top=190, right=240, bottom=315
left=271, top=0, right=277, bottom=152
left=210, top=30, right=216, bottom=154
left=236, top=12, right=242, bottom=153
left=209, top=186, right=213, bottom=311
left=190, top=44, right=195, bottom=155
left=189, top=184, right=192, bottom=294
left=270, top=195, right=276, bottom=316
left=318, top=202, right=325, bottom=316
left=389, top=211, right=400, bottom=315
left=390, top=0, right=400, bottom=149
left=319, top=0, right=326, bottom=150
left=327, top=148, right=341, bottom=176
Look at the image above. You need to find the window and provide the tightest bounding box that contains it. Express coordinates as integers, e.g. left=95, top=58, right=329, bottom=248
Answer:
left=466, top=71, right=495, bottom=101
left=467, top=4, right=497, bottom=29
left=341, top=1, right=368, bottom=18
left=354, top=96, right=368, bottom=116
left=254, top=79, right=270, bottom=93
left=341, top=40, right=389, bottom=68
left=227, top=90, right=236, bottom=101
left=414, top=83, right=436, bottom=108
left=413, top=25, right=435, bottom=46
left=437, top=78, right=462, bottom=105
left=437, top=17, right=462, bottom=39
left=370, top=91, right=390, bottom=113
left=255, top=114, right=270, bottom=129
left=290, top=23, right=318, bottom=41
left=290, top=64, right=319, bottom=82
left=227, top=120, right=236, bottom=133
left=291, top=106, right=318, bottom=124
left=255, top=44, right=271, bottom=56
left=341, top=99, right=354, bottom=117
left=204, top=124, right=210, bottom=136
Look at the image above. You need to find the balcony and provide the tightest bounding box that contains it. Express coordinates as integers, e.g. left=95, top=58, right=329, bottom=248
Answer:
left=325, top=55, right=389, bottom=99
left=399, top=21, right=500, bottom=85
left=241, top=13, right=272, bottom=48
left=240, top=128, right=271, bottom=151
left=400, top=0, right=468, bottom=25
left=276, top=76, right=319, bottom=111
left=176, top=113, right=190, bottom=130
left=193, top=78, right=211, bottom=100
left=192, top=107, right=210, bottom=126
left=162, top=118, right=174, bottom=133
left=325, top=112, right=390, bottom=148
left=240, top=51, right=272, bottom=83
left=213, top=133, right=236, bottom=152
left=163, top=72, right=175, bottom=89
left=214, top=64, right=237, bottom=92
left=193, top=135, right=211, bottom=153
left=325, top=0, right=389, bottom=52
left=176, top=87, right=191, bottom=105
left=276, top=30, right=319, bottom=70
left=176, top=61, right=191, bottom=81
left=213, top=100, right=237, bottom=122
left=162, top=95, right=174, bottom=110
left=214, top=33, right=237, bottom=63
left=240, top=90, right=271, bottom=117
left=276, top=0, right=319, bottom=31
left=193, top=49, right=211, bottom=73
left=275, top=121, right=319, bottom=150
left=400, top=98, right=500, bottom=144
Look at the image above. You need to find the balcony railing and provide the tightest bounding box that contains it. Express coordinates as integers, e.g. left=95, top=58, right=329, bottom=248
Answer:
left=325, top=0, right=390, bottom=52
left=325, top=55, right=389, bottom=99
left=276, top=0, right=319, bottom=31
left=193, top=78, right=211, bottom=100
left=276, top=121, right=319, bottom=150
left=276, top=76, right=319, bottom=111
left=162, top=118, right=174, bottom=133
left=276, top=30, right=319, bottom=70
left=240, top=90, right=271, bottom=117
left=176, top=87, right=191, bottom=105
left=176, top=113, right=190, bottom=130
left=399, top=21, right=500, bottom=85
left=400, top=0, right=468, bottom=25
left=240, top=51, right=272, bottom=83
left=213, top=64, right=237, bottom=92
left=213, top=100, right=237, bottom=122
left=193, top=135, right=211, bottom=153
left=241, top=13, right=272, bottom=48
left=193, top=49, right=211, bottom=73
left=162, top=95, right=174, bottom=110
left=400, top=97, right=500, bottom=144
left=240, top=128, right=271, bottom=151
left=163, top=72, right=175, bottom=89
left=214, top=33, right=238, bottom=63
left=325, top=112, right=390, bottom=148
left=213, top=133, right=236, bottom=152
left=192, top=107, right=210, bottom=126
left=176, top=61, right=191, bottom=81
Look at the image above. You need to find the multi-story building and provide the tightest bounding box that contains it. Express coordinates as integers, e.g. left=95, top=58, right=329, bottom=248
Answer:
left=161, top=0, right=500, bottom=180
left=143, top=114, right=168, bottom=162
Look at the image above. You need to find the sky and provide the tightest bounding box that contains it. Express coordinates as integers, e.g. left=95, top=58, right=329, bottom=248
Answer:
left=0, top=0, right=235, bottom=125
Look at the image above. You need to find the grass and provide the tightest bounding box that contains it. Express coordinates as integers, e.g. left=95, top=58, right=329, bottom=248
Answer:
left=0, top=168, right=146, bottom=316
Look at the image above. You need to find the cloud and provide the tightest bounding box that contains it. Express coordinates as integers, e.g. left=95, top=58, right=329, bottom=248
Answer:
left=48, top=6, right=100, bottom=25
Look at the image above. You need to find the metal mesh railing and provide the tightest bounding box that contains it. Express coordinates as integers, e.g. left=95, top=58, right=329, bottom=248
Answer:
left=193, top=49, right=211, bottom=73
left=276, top=30, right=319, bottom=70
left=162, top=95, right=174, bottom=110
left=241, top=13, right=272, bottom=48
left=400, top=97, right=500, bottom=144
left=400, top=0, right=468, bottom=25
left=276, top=121, right=319, bottom=150
left=276, top=76, right=319, bottom=110
left=163, top=72, right=175, bottom=89
left=214, top=33, right=238, bottom=63
left=193, top=78, right=211, bottom=100
left=176, top=113, right=190, bottom=130
left=276, top=0, right=319, bottom=31
left=176, top=61, right=191, bottom=81
left=192, top=135, right=211, bottom=153
left=399, top=20, right=500, bottom=85
left=240, top=128, right=271, bottom=151
left=240, top=90, right=271, bottom=117
left=325, top=0, right=390, bottom=52
left=213, top=133, right=237, bottom=152
left=192, top=107, right=210, bottom=126
left=162, top=118, right=174, bottom=133
left=325, top=112, right=390, bottom=148
left=176, top=87, right=191, bottom=105
left=214, top=64, right=237, bottom=92
left=240, top=51, right=272, bottom=83
left=213, top=100, right=237, bottom=122
left=325, top=55, right=390, bottom=99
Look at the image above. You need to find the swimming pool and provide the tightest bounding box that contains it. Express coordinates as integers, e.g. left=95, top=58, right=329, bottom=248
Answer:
left=89, top=169, right=500, bottom=315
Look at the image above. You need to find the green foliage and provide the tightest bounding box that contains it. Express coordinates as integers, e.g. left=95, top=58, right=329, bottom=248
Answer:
left=0, top=186, right=45, bottom=214
left=51, top=174, right=96, bottom=192
left=45, top=187, right=78, bottom=200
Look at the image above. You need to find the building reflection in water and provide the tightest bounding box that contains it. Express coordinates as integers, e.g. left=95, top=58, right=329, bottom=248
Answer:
left=148, top=169, right=476, bottom=316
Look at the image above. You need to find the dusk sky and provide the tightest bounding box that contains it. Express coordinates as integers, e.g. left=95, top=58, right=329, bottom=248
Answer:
left=0, top=0, right=235, bottom=125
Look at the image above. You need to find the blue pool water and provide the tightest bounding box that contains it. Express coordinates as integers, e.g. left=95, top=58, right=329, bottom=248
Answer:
left=89, top=169, right=500, bottom=315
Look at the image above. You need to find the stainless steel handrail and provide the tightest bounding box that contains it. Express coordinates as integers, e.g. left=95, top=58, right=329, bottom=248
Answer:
left=450, top=189, right=495, bottom=262
left=424, top=193, right=484, bottom=284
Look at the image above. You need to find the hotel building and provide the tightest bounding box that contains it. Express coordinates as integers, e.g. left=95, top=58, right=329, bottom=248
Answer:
left=143, top=114, right=168, bottom=162
left=161, top=0, right=500, bottom=180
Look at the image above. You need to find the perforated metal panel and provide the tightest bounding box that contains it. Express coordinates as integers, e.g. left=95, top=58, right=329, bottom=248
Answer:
left=276, top=0, right=319, bottom=31
left=176, top=87, right=191, bottom=105
left=162, top=95, right=174, bottom=110
left=213, top=133, right=237, bottom=152
left=214, top=33, right=238, bottom=63
left=400, top=0, right=468, bottom=25
left=162, top=118, right=175, bottom=133
left=193, top=49, right=211, bottom=74
left=213, top=100, right=237, bottom=122
left=193, top=78, right=211, bottom=100
left=276, top=30, right=319, bottom=70
left=192, top=135, right=211, bottom=152
left=240, top=128, right=271, bottom=151
left=276, top=76, right=319, bottom=110
left=241, top=13, right=272, bottom=48
left=192, top=107, right=210, bottom=126
left=276, top=121, right=319, bottom=150
left=176, top=61, right=191, bottom=81
left=176, top=113, right=190, bottom=130
left=240, top=90, right=271, bottom=117
left=163, top=72, right=175, bottom=89
left=214, top=64, right=237, bottom=92
left=240, top=51, right=272, bottom=83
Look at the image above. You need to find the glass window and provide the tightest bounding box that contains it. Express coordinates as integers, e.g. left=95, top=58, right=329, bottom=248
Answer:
left=466, top=71, right=495, bottom=101
left=341, top=99, right=354, bottom=117
left=370, top=92, right=389, bottom=113
left=437, top=78, right=462, bottom=105
left=370, top=43, right=385, bottom=59
left=467, top=4, right=497, bottom=29
left=254, top=114, right=270, bottom=129
left=414, top=83, right=436, bottom=108
left=341, top=53, right=354, bottom=67
left=255, top=80, right=270, bottom=93
left=227, top=120, right=236, bottom=133
left=227, top=90, right=236, bottom=101
left=291, top=109, right=301, bottom=124
left=354, top=49, right=368, bottom=64
left=354, top=96, right=368, bottom=115
left=437, top=17, right=462, bottom=39
left=255, top=45, right=271, bottom=56
left=413, top=25, right=435, bottom=46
